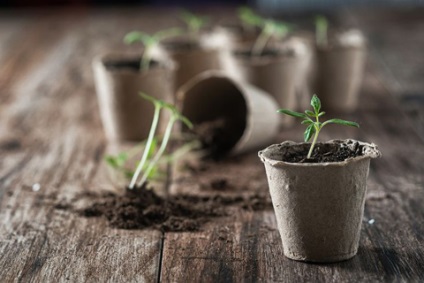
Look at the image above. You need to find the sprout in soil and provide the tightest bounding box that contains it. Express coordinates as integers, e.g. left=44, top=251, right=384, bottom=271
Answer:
left=278, top=94, right=359, bottom=159
left=237, top=7, right=292, bottom=56
left=124, top=28, right=183, bottom=71
left=315, top=15, right=328, bottom=47
left=128, top=93, right=193, bottom=189
left=179, top=10, right=208, bottom=37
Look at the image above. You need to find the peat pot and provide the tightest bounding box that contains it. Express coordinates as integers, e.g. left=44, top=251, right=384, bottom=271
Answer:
left=178, top=70, right=280, bottom=156
left=162, top=35, right=224, bottom=91
left=258, top=139, right=381, bottom=262
left=314, top=30, right=366, bottom=112
left=231, top=40, right=310, bottom=126
left=92, top=54, right=175, bottom=141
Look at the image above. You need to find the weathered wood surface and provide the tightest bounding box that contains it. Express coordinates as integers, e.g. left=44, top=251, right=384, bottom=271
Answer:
left=0, top=7, right=423, bottom=283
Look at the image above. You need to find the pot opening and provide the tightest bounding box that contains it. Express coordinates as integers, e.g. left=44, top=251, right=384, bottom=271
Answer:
left=103, top=58, right=161, bottom=72
left=233, top=47, right=297, bottom=62
left=181, top=77, right=248, bottom=158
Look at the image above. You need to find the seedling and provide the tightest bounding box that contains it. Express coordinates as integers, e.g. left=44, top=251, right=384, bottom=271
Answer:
left=278, top=94, right=359, bottom=159
left=315, top=15, right=328, bottom=47
left=128, top=93, right=193, bottom=189
left=179, top=10, right=208, bottom=36
left=124, top=28, right=182, bottom=71
left=237, top=7, right=291, bottom=56
left=237, top=6, right=262, bottom=28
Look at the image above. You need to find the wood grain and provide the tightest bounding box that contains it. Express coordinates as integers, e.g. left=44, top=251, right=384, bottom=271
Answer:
left=0, top=7, right=423, bottom=283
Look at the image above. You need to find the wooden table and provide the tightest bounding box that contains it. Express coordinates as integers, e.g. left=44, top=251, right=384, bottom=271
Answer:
left=0, top=6, right=423, bottom=282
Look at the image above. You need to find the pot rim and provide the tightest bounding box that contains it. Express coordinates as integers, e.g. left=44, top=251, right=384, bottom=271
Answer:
left=92, top=53, right=176, bottom=76
left=258, top=139, right=381, bottom=168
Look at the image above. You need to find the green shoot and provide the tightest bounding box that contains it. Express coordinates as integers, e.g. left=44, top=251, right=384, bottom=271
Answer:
left=137, top=104, right=193, bottom=187
left=251, top=19, right=291, bottom=56
left=124, top=28, right=183, bottom=71
left=236, top=7, right=291, bottom=56
left=179, top=10, right=208, bottom=36
left=237, top=6, right=262, bottom=28
left=315, top=15, right=328, bottom=47
left=278, top=94, right=359, bottom=159
left=129, top=93, right=193, bottom=189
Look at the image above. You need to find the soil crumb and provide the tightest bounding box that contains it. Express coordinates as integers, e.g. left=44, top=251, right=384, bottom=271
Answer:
left=70, top=184, right=271, bottom=232
left=279, top=141, right=364, bottom=163
left=192, top=118, right=244, bottom=160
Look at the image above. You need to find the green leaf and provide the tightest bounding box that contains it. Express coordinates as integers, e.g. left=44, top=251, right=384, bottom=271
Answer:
left=305, top=110, right=315, bottom=117
left=154, top=27, right=183, bottom=41
left=105, top=155, right=119, bottom=168
left=311, top=94, right=321, bottom=114
left=179, top=115, right=193, bottom=129
left=139, top=92, right=166, bottom=108
left=237, top=6, right=263, bottom=27
left=124, top=31, right=155, bottom=46
left=323, top=119, right=359, bottom=128
left=304, top=124, right=316, bottom=142
left=318, top=111, right=326, bottom=117
left=301, top=119, right=313, bottom=125
left=277, top=109, right=307, bottom=118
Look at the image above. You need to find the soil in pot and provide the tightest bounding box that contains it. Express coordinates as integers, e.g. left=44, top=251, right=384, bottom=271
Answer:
left=190, top=117, right=245, bottom=160
left=274, top=141, right=365, bottom=163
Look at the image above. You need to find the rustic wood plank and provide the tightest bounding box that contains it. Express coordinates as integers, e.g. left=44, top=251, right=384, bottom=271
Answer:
left=161, top=60, right=424, bottom=282
left=0, top=8, right=186, bottom=282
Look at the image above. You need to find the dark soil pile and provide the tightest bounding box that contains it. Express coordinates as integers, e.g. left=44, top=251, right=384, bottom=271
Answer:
left=280, top=141, right=364, bottom=163
left=71, top=184, right=272, bottom=232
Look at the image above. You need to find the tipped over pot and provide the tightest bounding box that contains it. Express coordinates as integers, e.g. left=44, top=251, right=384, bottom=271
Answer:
left=177, top=70, right=280, bottom=156
left=313, top=30, right=366, bottom=112
left=259, top=139, right=381, bottom=262
left=92, top=54, right=175, bottom=141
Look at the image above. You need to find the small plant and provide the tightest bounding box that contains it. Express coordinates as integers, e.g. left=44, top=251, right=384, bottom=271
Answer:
left=278, top=94, right=359, bottom=159
left=124, top=28, right=182, bottom=71
left=237, top=7, right=291, bottom=56
left=128, top=93, right=193, bottom=189
left=179, top=10, right=208, bottom=36
left=315, top=15, right=328, bottom=47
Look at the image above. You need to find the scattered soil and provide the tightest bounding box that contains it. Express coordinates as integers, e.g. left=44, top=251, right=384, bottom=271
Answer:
left=65, top=183, right=272, bottom=232
left=191, top=118, right=244, bottom=160
left=277, top=141, right=364, bottom=163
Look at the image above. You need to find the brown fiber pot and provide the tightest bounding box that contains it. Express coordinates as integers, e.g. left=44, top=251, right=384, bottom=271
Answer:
left=92, top=54, right=175, bottom=141
left=258, top=139, right=381, bottom=262
left=231, top=45, right=308, bottom=126
left=162, top=37, right=223, bottom=91
left=313, top=32, right=366, bottom=112
left=178, top=70, right=280, bottom=155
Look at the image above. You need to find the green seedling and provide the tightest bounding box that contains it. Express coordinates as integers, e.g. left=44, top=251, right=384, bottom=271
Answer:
left=128, top=93, right=193, bottom=189
left=105, top=138, right=159, bottom=180
left=237, top=7, right=291, bottom=56
left=124, top=28, right=182, bottom=71
left=315, top=15, right=328, bottom=47
left=237, top=6, right=262, bottom=28
left=179, top=10, right=208, bottom=36
left=278, top=94, right=359, bottom=159
left=251, top=19, right=291, bottom=56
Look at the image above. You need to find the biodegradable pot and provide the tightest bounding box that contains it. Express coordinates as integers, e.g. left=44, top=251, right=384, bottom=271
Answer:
left=177, top=70, right=280, bottom=155
left=231, top=42, right=309, bottom=126
left=258, top=139, right=381, bottom=262
left=313, top=30, right=366, bottom=112
left=92, top=54, right=175, bottom=141
left=161, top=36, right=224, bottom=91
